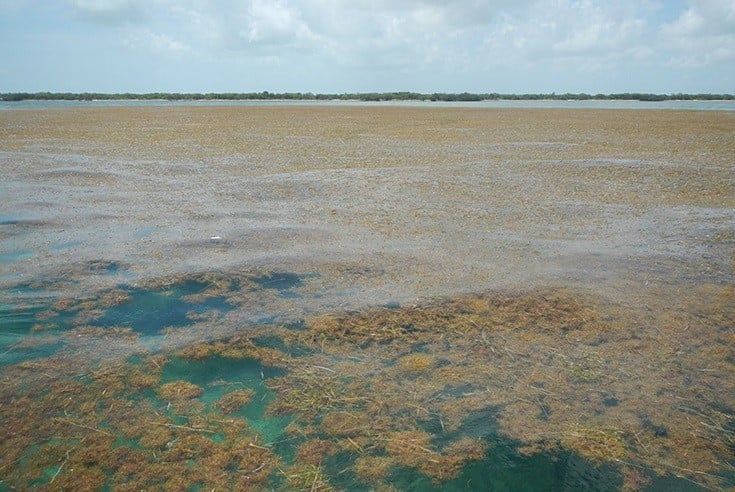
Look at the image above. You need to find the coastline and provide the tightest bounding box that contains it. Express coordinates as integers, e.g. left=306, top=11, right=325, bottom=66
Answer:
left=3, top=97, right=735, bottom=111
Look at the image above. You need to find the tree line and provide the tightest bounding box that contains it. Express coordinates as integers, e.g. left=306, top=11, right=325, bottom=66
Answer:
left=2, top=91, right=733, bottom=102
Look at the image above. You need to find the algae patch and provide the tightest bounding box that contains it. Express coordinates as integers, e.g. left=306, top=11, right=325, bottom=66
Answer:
left=0, top=273, right=732, bottom=490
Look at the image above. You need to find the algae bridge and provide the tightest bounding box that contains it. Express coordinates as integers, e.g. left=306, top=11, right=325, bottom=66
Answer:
left=0, top=106, right=733, bottom=490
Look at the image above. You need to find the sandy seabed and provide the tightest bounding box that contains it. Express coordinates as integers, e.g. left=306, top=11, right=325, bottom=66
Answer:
left=0, top=106, right=733, bottom=490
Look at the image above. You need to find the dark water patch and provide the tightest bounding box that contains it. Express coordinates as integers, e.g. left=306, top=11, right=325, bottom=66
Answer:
left=251, top=334, right=288, bottom=352
left=641, top=417, right=669, bottom=438
left=0, top=338, right=64, bottom=366
left=35, top=168, right=122, bottom=182
left=0, top=303, right=48, bottom=335
left=452, top=407, right=502, bottom=441
left=83, top=259, right=128, bottom=275
left=0, top=216, right=48, bottom=228
left=161, top=354, right=285, bottom=388
left=602, top=396, right=619, bottom=407
left=644, top=475, right=709, bottom=491
left=89, top=280, right=233, bottom=335
left=384, top=451, right=596, bottom=492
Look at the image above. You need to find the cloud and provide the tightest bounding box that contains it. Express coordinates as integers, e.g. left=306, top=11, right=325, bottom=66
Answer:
left=292, top=1, right=665, bottom=74
left=123, top=28, right=189, bottom=55
left=238, top=0, right=321, bottom=53
left=58, top=1, right=664, bottom=70
left=659, top=0, right=735, bottom=66
left=663, top=0, right=735, bottom=35
left=20, top=0, right=729, bottom=92
left=484, top=2, right=655, bottom=63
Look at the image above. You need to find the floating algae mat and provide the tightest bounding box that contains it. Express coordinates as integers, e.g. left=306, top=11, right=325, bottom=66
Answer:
left=0, top=271, right=732, bottom=490
left=1, top=107, right=734, bottom=490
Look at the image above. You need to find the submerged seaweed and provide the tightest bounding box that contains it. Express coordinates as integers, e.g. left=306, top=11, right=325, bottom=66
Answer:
left=0, top=270, right=732, bottom=490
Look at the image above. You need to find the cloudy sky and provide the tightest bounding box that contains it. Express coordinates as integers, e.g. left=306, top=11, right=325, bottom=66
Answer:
left=1, top=0, right=734, bottom=94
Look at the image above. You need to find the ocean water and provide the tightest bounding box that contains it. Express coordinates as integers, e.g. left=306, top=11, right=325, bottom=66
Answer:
left=1, top=98, right=735, bottom=111
left=0, top=270, right=718, bottom=491
left=0, top=106, right=732, bottom=490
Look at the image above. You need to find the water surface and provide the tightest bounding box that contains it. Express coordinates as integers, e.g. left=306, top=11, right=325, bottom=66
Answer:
left=0, top=106, right=732, bottom=490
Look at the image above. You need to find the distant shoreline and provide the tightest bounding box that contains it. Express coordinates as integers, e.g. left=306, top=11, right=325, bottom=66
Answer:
left=2, top=91, right=734, bottom=102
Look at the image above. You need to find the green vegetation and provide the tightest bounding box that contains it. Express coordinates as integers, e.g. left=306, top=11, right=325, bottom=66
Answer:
left=2, top=91, right=733, bottom=102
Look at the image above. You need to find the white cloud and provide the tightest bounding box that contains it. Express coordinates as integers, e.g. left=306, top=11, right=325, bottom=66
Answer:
left=123, top=28, right=189, bottom=55
left=59, top=1, right=664, bottom=70
left=486, top=2, right=653, bottom=60
left=239, top=0, right=321, bottom=53
left=659, top=0, right=735, bottom=66
left=13, top=0, right=729, bottom=92
left=664, top=0, right=735, bottom=35
left=246, top=0, right=297, bottom=43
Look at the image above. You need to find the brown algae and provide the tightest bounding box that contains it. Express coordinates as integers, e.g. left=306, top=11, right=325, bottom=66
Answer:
left=2, top=281, right=732, bottom=490
left=1, top=106, right=733, bottom=490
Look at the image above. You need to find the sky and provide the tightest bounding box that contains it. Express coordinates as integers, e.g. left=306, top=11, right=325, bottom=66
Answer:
left=0, top=0, right=733, bottom=94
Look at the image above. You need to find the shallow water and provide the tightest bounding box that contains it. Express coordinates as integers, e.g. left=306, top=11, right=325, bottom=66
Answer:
left=0, top=275, right=723, bottom=490
left=0, top=106, right=733, bottom=490
left=2, top=98, right=735, bottom=111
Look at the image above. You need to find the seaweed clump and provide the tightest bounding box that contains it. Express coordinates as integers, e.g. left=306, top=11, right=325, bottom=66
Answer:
left=0, top=284, right=733, bottom=490
left=0, top=351, right=280, bottom=490
left=218, top=389, right=255, bottom=413
left=268, top=287, right=735, bottom=490
left=157, top=380, right=204, bottom=401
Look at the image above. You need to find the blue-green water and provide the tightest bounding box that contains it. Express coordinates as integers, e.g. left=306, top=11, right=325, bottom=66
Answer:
left=161, top=355, right=290, bottom=443
left=0, top=277, right=237, bottom=365
left=0, top=302, right=64, bottom=365
left=89, top=282, right=233, bottom=335
left=0, top=270, right=728, bottom=490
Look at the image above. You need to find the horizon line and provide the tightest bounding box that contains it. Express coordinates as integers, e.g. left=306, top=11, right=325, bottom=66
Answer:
left=2, top=91, right=734, bottom=103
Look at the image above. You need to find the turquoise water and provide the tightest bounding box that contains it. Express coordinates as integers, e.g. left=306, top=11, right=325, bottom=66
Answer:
left=0, top=302, right=64, bottom=365
left=0, top=277, right=236, bottom=365
left=161, top=355, right=290, bottom=443
left=89, top=281, right=233, bottom=335
left=0, top=271, right=722, bottom=490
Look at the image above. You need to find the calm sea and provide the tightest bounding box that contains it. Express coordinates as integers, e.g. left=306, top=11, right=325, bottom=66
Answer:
left=1, top=98, right=735, bottom=110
